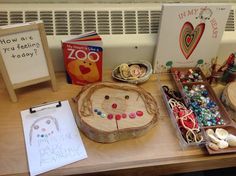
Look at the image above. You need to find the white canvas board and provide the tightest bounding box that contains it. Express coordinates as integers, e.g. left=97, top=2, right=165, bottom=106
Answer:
left=0, top=30, right=49, bottom=84
left=20, top=100, right=87, bottom=176
left=153, top=4, right=231, bottom=72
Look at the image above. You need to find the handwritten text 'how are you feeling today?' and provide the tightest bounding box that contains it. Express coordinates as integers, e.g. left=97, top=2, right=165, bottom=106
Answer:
left=0, top=35, right=40, bottom=59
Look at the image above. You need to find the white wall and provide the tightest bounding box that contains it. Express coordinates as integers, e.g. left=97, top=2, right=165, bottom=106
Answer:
left=0, top=0, right=236, bottom=3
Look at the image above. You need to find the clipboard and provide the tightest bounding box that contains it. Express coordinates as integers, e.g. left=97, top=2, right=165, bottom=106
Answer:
left=29, top=101, right=61, bottom=113
left=20, top=100, right=87, bottom=176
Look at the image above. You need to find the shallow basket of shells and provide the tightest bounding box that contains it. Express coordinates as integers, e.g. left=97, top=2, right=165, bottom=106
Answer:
left=112, top=60, right=152, bottom=84
left=204, top=126, right=236, bottom=154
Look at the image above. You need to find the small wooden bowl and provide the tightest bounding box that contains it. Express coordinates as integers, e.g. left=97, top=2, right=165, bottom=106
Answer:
left=112, top=60, right=152, bottom=84
left=204, top=126, right=236, bottom=155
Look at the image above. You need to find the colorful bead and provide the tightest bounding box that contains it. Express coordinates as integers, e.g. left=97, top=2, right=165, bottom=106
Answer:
left=175, top=69, right=203, bottom=83
left=184, top=84, right=224, bottom=127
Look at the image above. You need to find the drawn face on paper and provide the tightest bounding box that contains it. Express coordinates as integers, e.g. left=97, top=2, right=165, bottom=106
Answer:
left=29, top=116, right=59, bottom=145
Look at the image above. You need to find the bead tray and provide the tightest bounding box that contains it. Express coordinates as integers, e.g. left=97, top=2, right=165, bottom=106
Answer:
left=181, top=83, right=231, bottom=127
left=171, top=67, right=207, bottom=84
left=161, top=86, right=205, bottom=149
left=170, top=67, right=236, bottom=154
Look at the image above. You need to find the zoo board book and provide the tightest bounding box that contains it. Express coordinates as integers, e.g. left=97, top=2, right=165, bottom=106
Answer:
left=62, top=31, right=103, bottom=85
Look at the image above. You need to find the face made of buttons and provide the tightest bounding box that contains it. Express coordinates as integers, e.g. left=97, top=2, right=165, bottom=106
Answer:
left=78, top=83, right=158, bottom=133
left=29, top=116, right=59, bottom=145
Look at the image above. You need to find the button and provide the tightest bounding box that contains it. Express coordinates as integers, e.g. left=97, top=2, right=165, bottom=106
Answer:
left=122, top=113, right=127, bottom=118
left=107, top=114, right=113, bottom=120
left=129, top=112, right=136, bottom=119
left=115, top=114, right=121, bottom=120
left=136, top=111, right=143, bottom=117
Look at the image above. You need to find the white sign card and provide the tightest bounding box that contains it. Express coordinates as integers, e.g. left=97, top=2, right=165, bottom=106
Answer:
left=0, top=21, right=57, bottom=102
left=153, top=4, right=231, bottom=72
left=0, top=30, right=49, bottom=83
left=20, top=100, right=87, bottom=176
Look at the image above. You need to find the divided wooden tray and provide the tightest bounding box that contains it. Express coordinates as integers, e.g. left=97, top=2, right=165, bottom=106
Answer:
left=170, top=67, right=236, bottom=155
left=161, top=87, right=205, bottom=149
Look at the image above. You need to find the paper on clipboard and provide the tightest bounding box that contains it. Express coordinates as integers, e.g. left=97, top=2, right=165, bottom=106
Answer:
left=20, top=100, right=87, bottom=176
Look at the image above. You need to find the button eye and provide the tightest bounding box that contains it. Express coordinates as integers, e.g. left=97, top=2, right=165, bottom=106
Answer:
left=34, top=125, right=39, bottom=130
left=105, top=95, right=110, bottom=100
left=125, top=95, right=129, bottom=100
left=46, top=120, right=51, bottom=124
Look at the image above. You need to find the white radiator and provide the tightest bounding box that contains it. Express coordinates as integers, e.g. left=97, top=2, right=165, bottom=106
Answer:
left=0, top=3, right=235, bottom=71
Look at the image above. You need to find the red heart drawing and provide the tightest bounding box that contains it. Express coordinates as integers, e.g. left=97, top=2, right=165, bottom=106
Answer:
left=179, top=22, right=205, bottom=60
left=79, top=65, right=91, bottom=74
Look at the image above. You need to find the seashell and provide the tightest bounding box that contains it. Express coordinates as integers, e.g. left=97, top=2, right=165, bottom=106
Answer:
left=208, top=133, right=221, bottom=144
left=208, top=142, right=219, bottom=151
left=215, top=128, right=229, bottom=140
left=119, top=64, right=130, bottom=78
left=217, top=140, right=229, bottom=149
left=206, top=129, right=214, bottom=136
left=112, top=60, right=152, bottom=84
left=226, top=134, right=236, bottom=147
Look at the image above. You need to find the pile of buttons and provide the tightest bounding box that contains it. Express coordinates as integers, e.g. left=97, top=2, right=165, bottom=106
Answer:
left=174, top=69, right=203, bottom=83
left=94, top=108, right=144, bottom=120
left=183, top=84, right=225, bottom=127
left=118, top=63, right=147, bottom=80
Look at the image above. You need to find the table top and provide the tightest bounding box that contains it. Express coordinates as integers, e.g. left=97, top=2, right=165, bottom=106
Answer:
left=1, top=71, right=236, bottom=176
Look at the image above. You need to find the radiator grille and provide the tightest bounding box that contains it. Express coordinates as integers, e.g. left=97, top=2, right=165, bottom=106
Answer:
left=25, top=11, right=38, bottom=22
left=39, top=11, right=53, bottom=35
left=83, top=11, right=96, bottom=33
left=225, top=9, right=235, bottom=31
left=10, top=11, right=23, bottom=24
left=0, top=8, right=234, bottom=35
left=69, top=11, right=82, bottom=35
left=0, top=11, right=8, bottom=26
left=111, top=11, right=123, bottom=34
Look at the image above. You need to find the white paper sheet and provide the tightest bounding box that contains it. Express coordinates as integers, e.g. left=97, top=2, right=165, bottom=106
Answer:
left=20, top=100, right=87, bottom=176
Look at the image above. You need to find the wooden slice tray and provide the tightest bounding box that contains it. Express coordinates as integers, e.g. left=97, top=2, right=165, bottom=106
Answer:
left=75, top=82, right=159, bottom=143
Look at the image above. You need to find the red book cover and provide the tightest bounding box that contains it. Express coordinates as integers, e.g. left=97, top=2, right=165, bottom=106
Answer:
left=62, top=32, right=103, bottom=85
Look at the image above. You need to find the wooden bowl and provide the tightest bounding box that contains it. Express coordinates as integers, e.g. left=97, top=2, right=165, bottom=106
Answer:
left=204, top=126, right=236, bottom=155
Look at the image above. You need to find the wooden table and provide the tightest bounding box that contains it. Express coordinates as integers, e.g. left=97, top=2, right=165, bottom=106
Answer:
left=1, top=71, right=236, bottom=176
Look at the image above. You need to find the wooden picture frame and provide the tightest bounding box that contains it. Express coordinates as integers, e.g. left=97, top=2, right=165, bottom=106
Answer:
left=0, top=21, right=57, bottom=102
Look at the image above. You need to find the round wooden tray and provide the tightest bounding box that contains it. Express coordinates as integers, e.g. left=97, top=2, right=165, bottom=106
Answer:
left=75, top=82, right=159, bottom=143
left=221, top=81, right=236, bottom=122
